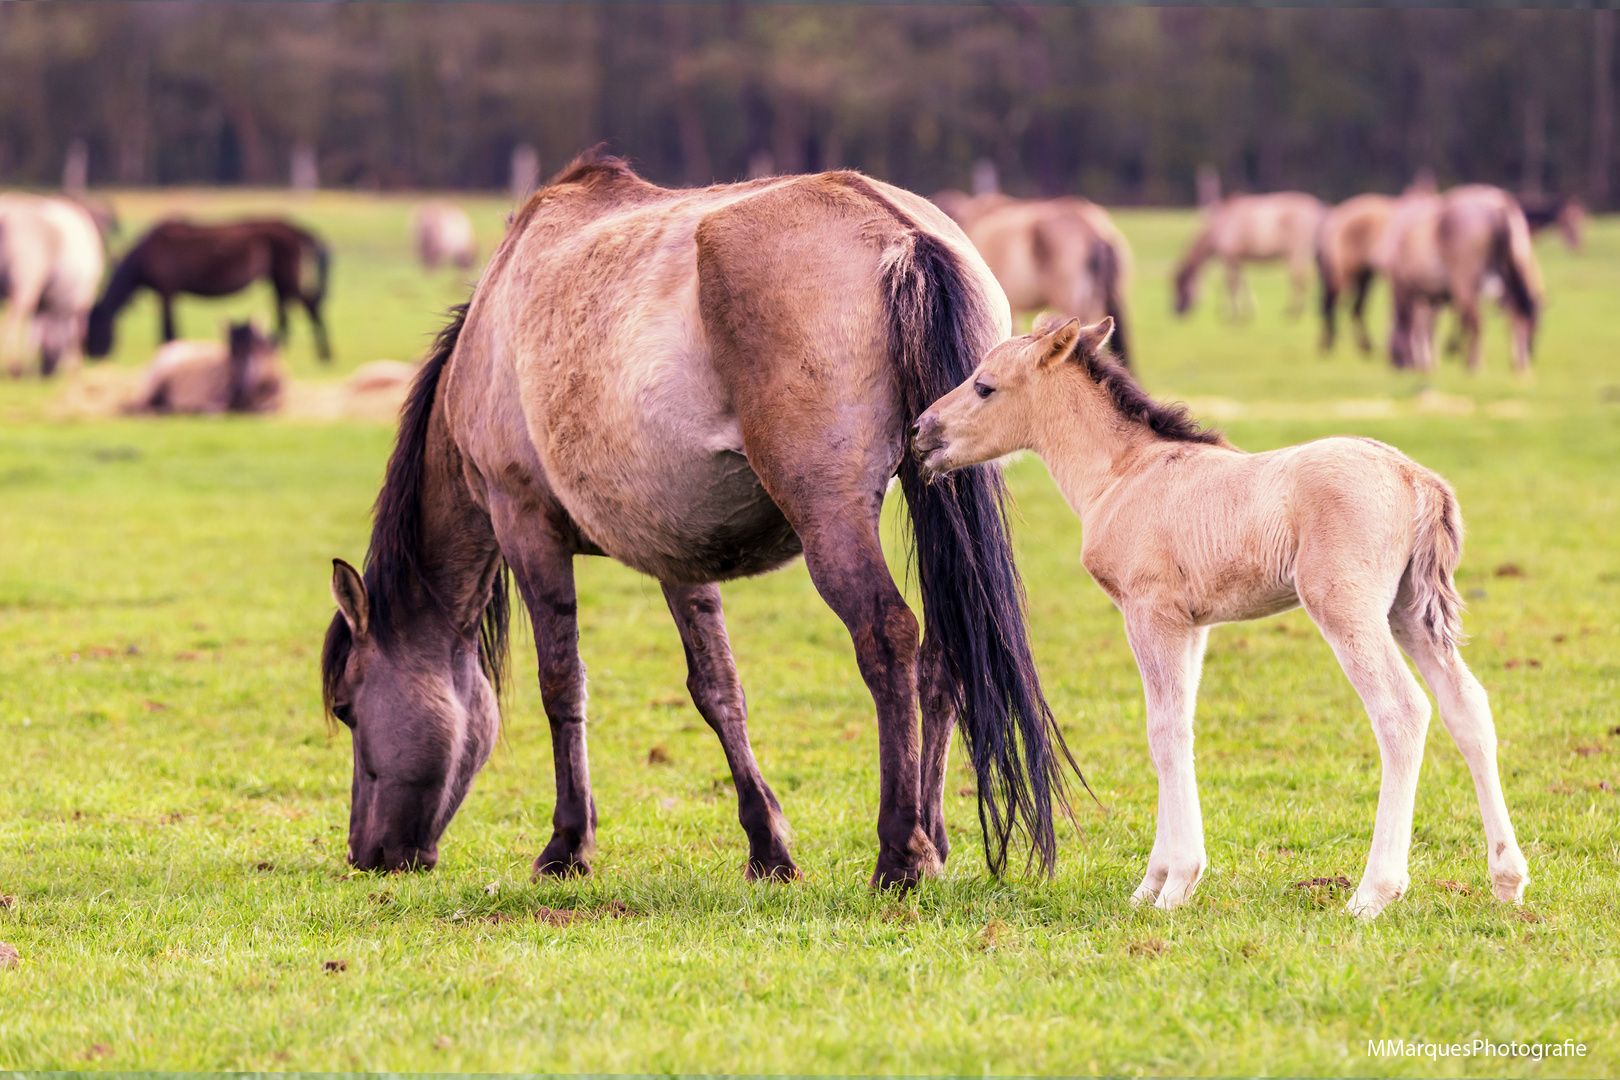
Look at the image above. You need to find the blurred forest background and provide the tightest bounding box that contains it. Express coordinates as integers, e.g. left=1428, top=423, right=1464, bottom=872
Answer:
left=2, top=2, right=1616, bottom=206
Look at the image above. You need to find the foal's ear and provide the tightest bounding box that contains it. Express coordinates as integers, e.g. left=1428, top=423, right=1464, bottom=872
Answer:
left=1074, top=317, right=1115, bottom=361
left=1036, top=317, right=1084, bottom=367
left=331, top=558, right=370, bottom=639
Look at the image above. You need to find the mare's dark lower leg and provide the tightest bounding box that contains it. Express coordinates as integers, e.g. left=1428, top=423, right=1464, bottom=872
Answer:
left=160, top=295, right=177, bottom=342
left=802, top=522, right=940, bottom=890
left=917, top=632, right=959, bottom=864
left=501, top=532, right=596, bottom=877
left=662, top=582, right=797, bottom=880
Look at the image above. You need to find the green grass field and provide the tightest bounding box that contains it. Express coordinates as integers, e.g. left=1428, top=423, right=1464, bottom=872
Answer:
left=1, top=190, right=1617, bottom=1075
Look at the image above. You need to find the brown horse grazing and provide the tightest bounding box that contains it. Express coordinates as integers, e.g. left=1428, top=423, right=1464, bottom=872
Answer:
left=320, top=153, right=1073, bottom=887
left=1516, top=194, right=1586, bottom=251
left=935, top=192, right=1133, bottom=367
left=86, top=219, right=331, bottom=361
left=1174, top=193, right=1327, bottom=319
left=1377, top=185, right=1542, bottom=373
left=1316, top=194, right=1397, bottom=353
left=125, top=321, right=284, bottom=415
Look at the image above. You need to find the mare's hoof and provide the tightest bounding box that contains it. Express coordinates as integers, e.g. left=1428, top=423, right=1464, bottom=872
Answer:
left=869, top=840, right=943, bottom=892
left=532, top=838, right=593, bottom=879
left=745, top=857, right=803, bottom=883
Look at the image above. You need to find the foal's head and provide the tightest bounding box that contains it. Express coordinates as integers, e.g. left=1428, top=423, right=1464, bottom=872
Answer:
left=913, top=315, right=1113, bottom=477
left=322, top=558, right=501, bottom=873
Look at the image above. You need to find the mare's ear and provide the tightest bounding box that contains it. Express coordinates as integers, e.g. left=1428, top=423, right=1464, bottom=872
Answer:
left=1073, top=317, right=1115, bottom=362
left=331, top=558, right=370, bottom=639
left=1035, top=317, right=1084, bottom=367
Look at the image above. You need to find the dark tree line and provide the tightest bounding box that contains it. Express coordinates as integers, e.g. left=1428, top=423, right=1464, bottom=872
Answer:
left=2, top=3, right=1615, bottom=205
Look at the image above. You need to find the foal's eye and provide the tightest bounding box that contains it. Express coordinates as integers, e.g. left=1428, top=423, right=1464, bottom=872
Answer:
left=974, top=381, right=995, bottom=399
left=332, top=703, right=355, bottom=728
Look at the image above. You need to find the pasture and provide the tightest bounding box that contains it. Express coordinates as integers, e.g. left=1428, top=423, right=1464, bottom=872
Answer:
left=1, top=190, right=1617, bottom=1074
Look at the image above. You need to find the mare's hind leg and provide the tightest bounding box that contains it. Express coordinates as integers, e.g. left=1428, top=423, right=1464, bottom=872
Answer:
left=1122, top=610, right=1209, bottom=910
left=917, top=632, right=959, bottom=864
left=303, top=293, right=332, bottom=361
left=1299, top=570, right=1431, bottom=918
left=159, top=294, right=177, bottom=342
left=1350, top=269, right=1376, bottom=353
left=494, top=514, right=597, bottom=877
left=1390, top=611, right=1529, bottom=902
left=661, top=582, right=798, bottom=880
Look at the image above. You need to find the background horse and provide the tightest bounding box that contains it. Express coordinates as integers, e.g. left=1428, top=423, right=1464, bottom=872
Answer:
left=0, top=193, right=105, bottom=376
left=321, top=153, right=1072, bottom=887
left=1174, top=192, right=1327, bottom=319
left=86, top=218, right=331, bottom=361
left=913, top=315, right=1529, bottom=919
left=1316, top=193, right=1396, bottom=353
left=936, top=192, right=1134, bottom=366
left=1377, top=185, right=1542, bottom=373
left=124, top=321, right=284, bottom=414
left=413, top=202, right=477, bottom=270
left=1517, top=194, right=1585, bottom=251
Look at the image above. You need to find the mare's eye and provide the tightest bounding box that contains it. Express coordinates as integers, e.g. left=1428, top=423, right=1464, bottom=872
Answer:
left=332, top=703, right=355, bottom=728
left=974, top=381, right=995, bottom=399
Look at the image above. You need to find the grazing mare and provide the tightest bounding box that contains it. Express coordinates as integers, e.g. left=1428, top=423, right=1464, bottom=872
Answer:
left=1174, top=193, right=1327, bottom=319
left=125, top=321, right=284, bottom=415
left=1517, top=194, right=1585, bottom=251
left=1316, top=193, right=1397, bottom=353
left=86, top=219, right=331, bottom=361
left=1377, top=185, right=1541, bottom=373
left=936, top=192, right=1134, bottom=366
left=320, top=153, right=1072, bottom=887
left=913, top=316, right=1529, bottom=918
left=413, top=202, right=477, bottom=270
left=0, top=194, right=105, bottom=376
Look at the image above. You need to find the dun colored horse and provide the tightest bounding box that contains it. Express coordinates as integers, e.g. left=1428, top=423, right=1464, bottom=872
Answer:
left=125, top=322, right=284, bottom=414
left=1174, top=193, right=1327, bottom=319
left=1376, top=185, right=1542, bottom=373
left=935, top=191, right=1133, bottom=366
left=413, top=202, right=477, bottom=270
left=86, top=219, right=331, bottom=361
left=912, top=315, right=1529, bottom=919
left=321, top=152, right=1072, bottom=887
left=1316, top=193, right=1397, bottom=353
left=0, top=193, right=105, bottom=376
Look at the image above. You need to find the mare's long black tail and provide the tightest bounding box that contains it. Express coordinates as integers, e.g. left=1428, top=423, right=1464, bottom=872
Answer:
left=881, top=227, right=1078, bottom=877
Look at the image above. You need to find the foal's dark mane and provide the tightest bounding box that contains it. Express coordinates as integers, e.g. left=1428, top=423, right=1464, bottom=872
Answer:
left=1040, top=315, right=1224, bottom=445
left=321, top=303, right=511, bottom=719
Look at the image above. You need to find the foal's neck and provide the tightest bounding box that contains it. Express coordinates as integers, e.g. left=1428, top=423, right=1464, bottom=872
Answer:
left=1033, top=373, right=1155, bottom=526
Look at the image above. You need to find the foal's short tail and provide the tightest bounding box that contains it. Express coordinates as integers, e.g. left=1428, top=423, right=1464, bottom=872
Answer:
left=878, top=218, right=1076, bottom=877
left=1404, top=472, right=1466, bottom=653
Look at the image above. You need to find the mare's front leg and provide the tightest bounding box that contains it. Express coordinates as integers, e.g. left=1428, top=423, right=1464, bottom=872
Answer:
left=1123, top=610, right=1210, bottom=910
left=661, top=582, right=798, bottom=880
left=495, top=515, right=597, bottom=876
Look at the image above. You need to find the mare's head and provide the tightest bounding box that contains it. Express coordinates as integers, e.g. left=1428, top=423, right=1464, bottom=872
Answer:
left=321, top=558, right=503, bottom=872
left=913, top=316, right=1114, bottom=477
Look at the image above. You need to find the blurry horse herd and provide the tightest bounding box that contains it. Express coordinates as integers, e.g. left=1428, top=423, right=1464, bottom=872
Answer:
left=1, top=156, right=1563, bottom=916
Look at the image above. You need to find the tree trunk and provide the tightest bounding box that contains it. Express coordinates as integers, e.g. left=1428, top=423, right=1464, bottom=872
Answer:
left=1591, top=9, right=1614, bottom=207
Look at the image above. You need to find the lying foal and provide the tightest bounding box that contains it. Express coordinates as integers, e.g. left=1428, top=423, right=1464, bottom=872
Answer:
left=912, top=316, right=1528, bottom=918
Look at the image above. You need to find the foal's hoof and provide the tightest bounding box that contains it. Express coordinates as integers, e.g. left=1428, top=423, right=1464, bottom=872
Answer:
left=1345, top=877, right=1407, bottom=919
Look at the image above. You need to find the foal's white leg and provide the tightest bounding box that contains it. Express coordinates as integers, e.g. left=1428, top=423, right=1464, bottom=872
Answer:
left=1124, top=614, right=1210, bottom=910
left=1310, top=616, right=1432, bottom=918
left=1393, top=621, right=1530, bottom=903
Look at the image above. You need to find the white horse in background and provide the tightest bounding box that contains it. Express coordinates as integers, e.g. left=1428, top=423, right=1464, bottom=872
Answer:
left=913, top=315, right=1529, bottom=919
left=1174, top=193, right=1327, bottom=320
left=0, top=193, right=105, bottom=376
left=412, top=202, right=477, bottom=271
